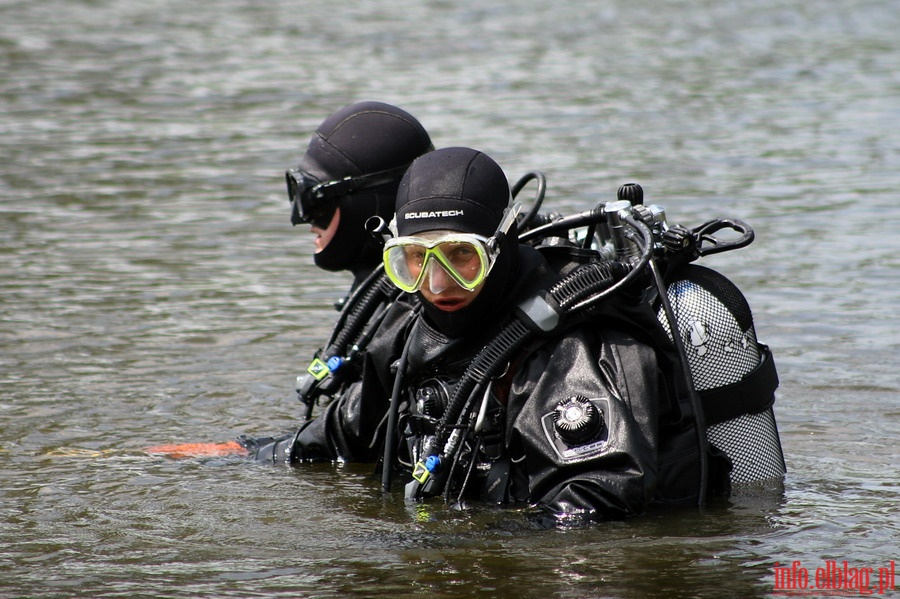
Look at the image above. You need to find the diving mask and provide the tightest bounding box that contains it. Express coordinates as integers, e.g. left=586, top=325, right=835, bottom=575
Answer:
left=383, top=201, right=521, bottom=294
left=286, top=163, right=412, bottom=228
left=383, top=233, right=492, bottom=293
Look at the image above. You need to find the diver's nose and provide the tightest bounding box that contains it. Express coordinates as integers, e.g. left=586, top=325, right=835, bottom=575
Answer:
left=426, top=259, right=452, bottom=294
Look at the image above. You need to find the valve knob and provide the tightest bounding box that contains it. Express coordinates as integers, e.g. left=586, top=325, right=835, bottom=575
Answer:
left=553, top=396, right=604, bottom=444
left=617, top=182, right=643, bottom=206
left=414, top=378, right=452, bottom=417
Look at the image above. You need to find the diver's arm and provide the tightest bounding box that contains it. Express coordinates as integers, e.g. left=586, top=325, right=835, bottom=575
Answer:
left=262, top=301, right=413, bottom=464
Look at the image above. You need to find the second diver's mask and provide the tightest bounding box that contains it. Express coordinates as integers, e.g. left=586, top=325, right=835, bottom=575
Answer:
left=382, top=202, right=520, bottom=294
left=286, top=164, right=412, bottom=228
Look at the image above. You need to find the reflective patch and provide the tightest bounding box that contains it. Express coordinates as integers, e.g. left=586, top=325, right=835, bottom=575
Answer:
left=307, top=357, right=330, bottom=380
left=560, top=439, right=608, bottom=459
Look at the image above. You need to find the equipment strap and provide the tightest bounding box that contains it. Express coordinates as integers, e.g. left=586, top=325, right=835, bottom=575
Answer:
left=699, top=344, right=779, bottom=426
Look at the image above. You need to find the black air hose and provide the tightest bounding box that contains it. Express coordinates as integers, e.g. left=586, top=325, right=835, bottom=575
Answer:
left=511, top=171, right=546, bottom=230
left=519, top=207, right=605, bottom=244
left=325, top=274, right=399, bottom=359
left=300, top=271, right=402, bottom=421
left=415, top=320, right=531, bottom=465
left=381, top=315, right=419, bottom=492
left=550, top=261, right=628, bottom=311
left=326, top=267, right=388, bottom=347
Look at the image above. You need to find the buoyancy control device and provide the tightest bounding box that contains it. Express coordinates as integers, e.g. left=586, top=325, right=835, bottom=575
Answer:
left=380, top=178, right=786, bottom=505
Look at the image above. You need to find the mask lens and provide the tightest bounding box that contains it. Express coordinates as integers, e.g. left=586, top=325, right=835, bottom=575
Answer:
left=309, top=206, right=337, bottom=229
left=383, top=236, right=488, bottom=293
left=286, top=169, right=338, bottom=228
left=384, top=243, right=427, bottom=292
left=433, top=241, right=485, bottom=286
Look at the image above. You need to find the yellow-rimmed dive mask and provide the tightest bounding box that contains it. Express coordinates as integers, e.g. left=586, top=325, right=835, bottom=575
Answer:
left=383, top=233, right=493, bottom=294
left=383, top=201, right=521, bottom=294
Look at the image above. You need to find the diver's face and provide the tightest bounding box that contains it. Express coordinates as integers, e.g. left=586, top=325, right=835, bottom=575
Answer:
left=311, top=207, right=340, bottom=253
left=407, top=230, right=486, bottom=312
left=418, top=267, right=485, bottom=312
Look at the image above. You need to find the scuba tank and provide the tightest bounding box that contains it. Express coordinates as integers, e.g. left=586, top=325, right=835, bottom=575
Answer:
left=657, top=264, right=786, bottom=490
left=610, top=183, right=786, bottom=491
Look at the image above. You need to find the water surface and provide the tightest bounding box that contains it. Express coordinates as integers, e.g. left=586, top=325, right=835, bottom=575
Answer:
left=1, top=0, right=898, bottom=597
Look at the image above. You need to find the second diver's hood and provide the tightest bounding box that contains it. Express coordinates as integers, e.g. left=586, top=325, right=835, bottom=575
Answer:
left=299, top=101, right=433, bottom=275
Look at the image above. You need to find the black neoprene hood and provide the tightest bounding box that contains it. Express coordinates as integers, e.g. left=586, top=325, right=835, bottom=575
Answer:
left=395, top=147, right=511, bottom=237
left=296, top=101, right=433, bottom=275
left=298, top=101, right=432, bottom=180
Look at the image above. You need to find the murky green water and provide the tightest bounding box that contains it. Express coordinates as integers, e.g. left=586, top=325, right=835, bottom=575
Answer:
left=2, top=0, right=897, bottom=597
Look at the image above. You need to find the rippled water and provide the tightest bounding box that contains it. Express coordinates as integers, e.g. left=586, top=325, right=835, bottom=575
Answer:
left=2, top=0, right=898, bottom=597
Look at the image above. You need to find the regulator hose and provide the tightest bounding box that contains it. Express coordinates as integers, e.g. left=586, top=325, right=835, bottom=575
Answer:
left=325, top=266, right=386, bottom=347
left=381, top=314, right=419, bottom=493
left=550, top=260, right=628, bottom=311
left=510, top=171, right=547, bottom=231
left=425, top=318, right=532, bottom=457
left=648, top=259, right=709, bottom=505
left=518, top=206, right=605, bottom=244
left=325, top=272, right=399, bottom=359
left=299, top=269, right=402, bottom=420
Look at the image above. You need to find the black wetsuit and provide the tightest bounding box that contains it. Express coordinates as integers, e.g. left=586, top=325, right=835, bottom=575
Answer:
left=246, top=245, right=706, bottom=521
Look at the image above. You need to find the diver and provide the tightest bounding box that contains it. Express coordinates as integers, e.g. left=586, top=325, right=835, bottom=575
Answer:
left=145, top=102, right=433, bottom=460
left=243, top=101, right=437, bottom=458
left=270, top=147, right=693, bottom=523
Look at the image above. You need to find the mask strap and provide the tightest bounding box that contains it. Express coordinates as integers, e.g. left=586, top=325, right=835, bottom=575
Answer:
left=484, top=200, right=521, bottom=271
left=312, top=163, right=412, bottom=202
